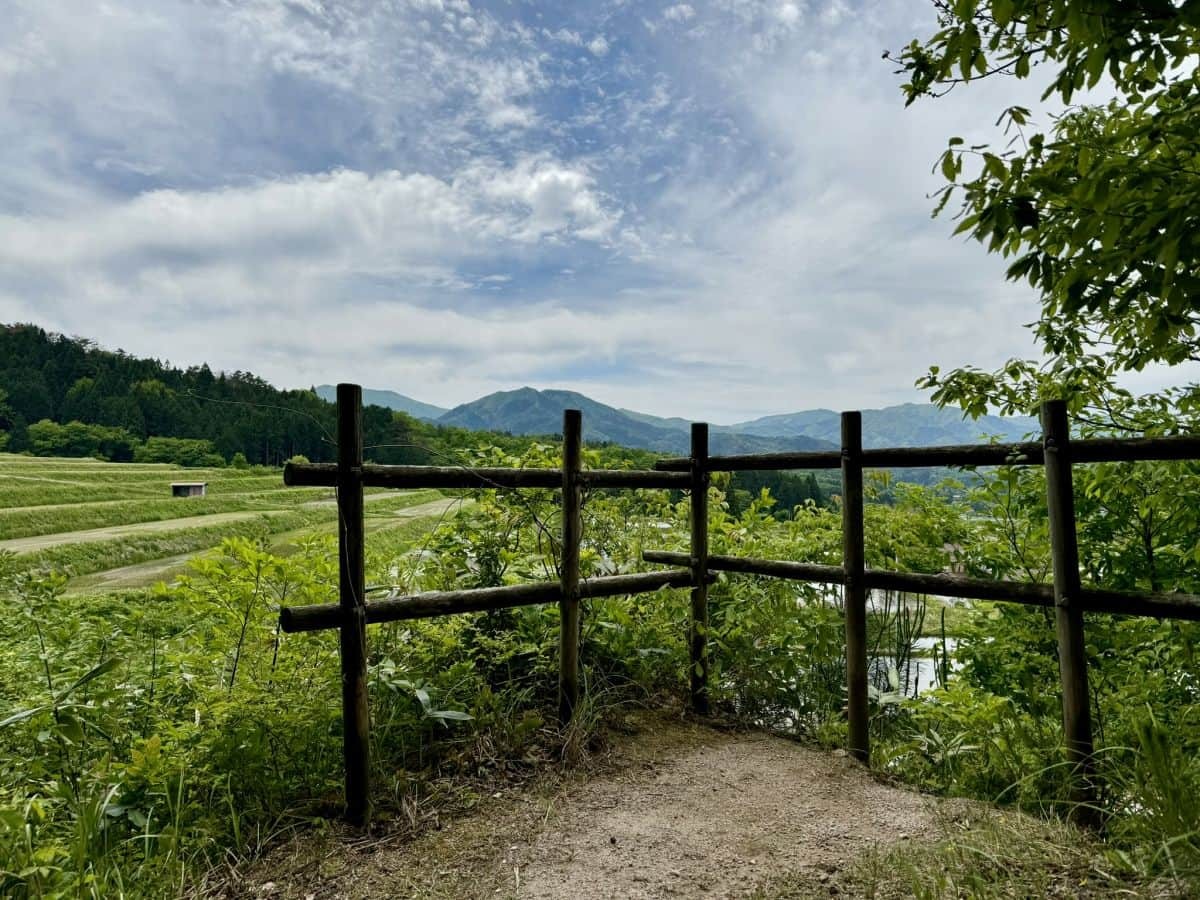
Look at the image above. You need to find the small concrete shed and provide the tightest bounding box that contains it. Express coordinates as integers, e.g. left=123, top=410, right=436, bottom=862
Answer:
left=171, top=482, right=207, bottom=498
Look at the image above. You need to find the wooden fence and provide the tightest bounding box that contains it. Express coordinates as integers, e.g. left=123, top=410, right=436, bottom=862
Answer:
left=280, top=384, right=1200, bottom=825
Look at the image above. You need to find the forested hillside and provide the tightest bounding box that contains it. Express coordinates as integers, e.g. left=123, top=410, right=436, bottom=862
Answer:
left=0, top=325, right=502, bottom=467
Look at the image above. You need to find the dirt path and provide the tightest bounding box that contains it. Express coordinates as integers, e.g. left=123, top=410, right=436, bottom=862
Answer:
left=306, top=489, right=431, bottom=508
left=1, top=487, right=326, bottom=516
left=63, top=497, right=465, bottom=592
left=510, top=732, right=931, bottom=899
left=382, top=497, right=464, bottom=519
left=0, top=510, right=269, bottom=554
left=65, top=551, right=199, bottom=594
left=237, top=714, right=937, bottom=899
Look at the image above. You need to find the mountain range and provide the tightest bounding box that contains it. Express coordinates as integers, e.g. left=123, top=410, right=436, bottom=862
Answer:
left=314, top=385, right=448, bottom=421
left=318, top=385, right=1037, bottom=455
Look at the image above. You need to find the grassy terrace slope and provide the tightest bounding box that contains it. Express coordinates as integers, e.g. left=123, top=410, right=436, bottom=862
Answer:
left=0, top=454, right=452, bottom=589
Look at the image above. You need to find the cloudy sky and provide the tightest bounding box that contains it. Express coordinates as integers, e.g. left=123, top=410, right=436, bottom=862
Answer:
left=1, top=0, right=1060, bottom=421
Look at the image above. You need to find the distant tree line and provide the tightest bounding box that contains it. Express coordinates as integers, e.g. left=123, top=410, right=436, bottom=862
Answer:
left=726, top=470, right=830, bottom=517
left=0, top=324, right=530, bottom=467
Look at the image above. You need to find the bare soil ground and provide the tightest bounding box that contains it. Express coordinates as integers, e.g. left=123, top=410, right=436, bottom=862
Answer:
left=230, top=712, right=938, bottom=900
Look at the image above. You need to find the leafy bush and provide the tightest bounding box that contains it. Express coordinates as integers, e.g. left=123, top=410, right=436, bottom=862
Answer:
left=134, top=437, right=226, bottom=468
left=26, top=419, right=139, bottom=462
left=1, top=440, right=1197, bottom=896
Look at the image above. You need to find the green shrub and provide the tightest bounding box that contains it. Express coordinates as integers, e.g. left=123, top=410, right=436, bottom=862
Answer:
left=26, top=419, right=139, bottom=462
left=134, top=436, right=226, bottom=467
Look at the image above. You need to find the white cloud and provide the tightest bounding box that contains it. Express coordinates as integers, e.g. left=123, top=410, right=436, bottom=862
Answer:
left=0, top=0, right=1099, bottom=421
left=547, top=28, right=583, bottom=45
left=663, top=4, right=696, bottom=23
left=0, top=156, right=618, bottom=278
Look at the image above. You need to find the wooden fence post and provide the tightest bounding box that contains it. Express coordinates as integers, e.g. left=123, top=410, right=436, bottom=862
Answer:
left=559, top=409, right=583, bottom=723
left=1041, top=399, right=1098, bottom=825
left=690, top=423, right=710, bottom=715
left=841, top=411, right=869, bottom=764
left=336, top=383, right=370, bottom=825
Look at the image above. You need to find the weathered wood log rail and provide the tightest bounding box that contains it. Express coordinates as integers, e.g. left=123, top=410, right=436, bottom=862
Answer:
left=281, top=385, right=1200, bottom=827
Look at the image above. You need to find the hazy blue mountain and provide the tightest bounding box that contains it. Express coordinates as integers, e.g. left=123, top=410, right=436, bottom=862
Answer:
left=733, top=402, right=1037, bottom=448
left=314, top=385, right=447, bottom=421
left=436, top=387, right=834, bottom=455
left=341, top=381, right=1034, bottom=454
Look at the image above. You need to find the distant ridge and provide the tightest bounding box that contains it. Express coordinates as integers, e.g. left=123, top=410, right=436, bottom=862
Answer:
left=344, top=382, right=1037, bottom=454
left=731, top=402, right=1037, bottom=448
left=436, top=388, right=834, bottom=456
left=314, top=385, right=447, bottom=421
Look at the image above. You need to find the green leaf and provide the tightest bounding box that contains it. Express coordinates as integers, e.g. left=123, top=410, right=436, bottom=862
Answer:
left=1077, top=145, right=1095, bottom=175
left=0, top=705, right=48, bottom=729
left=427, top=709, right=473, bottom=722
left=57, top=712, right=85, bottom=743
left=57, top=656, right=121, bottom=702
left=941, top=151, right=958, bottom=182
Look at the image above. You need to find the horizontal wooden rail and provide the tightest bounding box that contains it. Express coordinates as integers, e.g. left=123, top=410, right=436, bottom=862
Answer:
left=643, top=550, right=843, bottom=583
left=286, top=462, right=690, bottom=491
left=653, top=434, right=1200, bottom=472
left=1080, top=585, right=1200, bottom=621
left=286, top=462, right=562, bottom=489
left=578, top=470, right=691, bottom=489
left=641, top=551, right=1200, bottom=621
left=655, top=450, right=840, bottom=472
left=1073, top=435, right=1200, bottom=464
left=281, top=568, right=704, bottom=633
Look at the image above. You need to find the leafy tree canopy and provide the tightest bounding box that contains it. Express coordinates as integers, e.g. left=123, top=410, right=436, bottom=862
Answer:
left=897, top=1, right=1200, bottom=428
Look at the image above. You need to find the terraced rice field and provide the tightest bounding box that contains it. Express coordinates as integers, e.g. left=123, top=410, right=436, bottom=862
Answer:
left=0, top=454, right=459, bottom=592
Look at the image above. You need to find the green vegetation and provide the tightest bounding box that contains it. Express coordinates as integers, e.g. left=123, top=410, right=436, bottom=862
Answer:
left=763, top=805, right=1153, bottom=899
left=0, top=324, right=555, bottom=468
left=899, top=0, right=1200, bottom=431
left=8, top=4, right=1198, bottom=895
left=725, top=470, right=828, bottom=518
left=19, top=512, right=318, bottom=578
left=0, top=433, right=1195, bottom=897
left=132, top=437, right=227, bottom=467
left=25, top=420, right=141, bottom=463
left=2, top=296, right=1199, bottom=899
left=0, top=493, right=318, bottom=541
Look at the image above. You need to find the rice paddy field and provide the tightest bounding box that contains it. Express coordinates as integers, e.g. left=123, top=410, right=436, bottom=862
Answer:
left=0, top=453, right=457, bottom=591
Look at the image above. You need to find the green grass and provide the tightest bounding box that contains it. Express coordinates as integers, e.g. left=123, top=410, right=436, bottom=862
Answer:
left=920, top=597, right=981, bottom=638
left=760, top=804, right=1175, bottom=899
left=0, top=490, right=333, bottom=540
left=0, top=499, right=478, bottom=897
left=17, top=498, right=450, bottom=582
left=18, top=511, right=321, bottom=577
left=0, top=453, right=440, bottom=581
left=0, top=453, right=343, bottom=505
left=1, top=456, right=449, bottom=578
